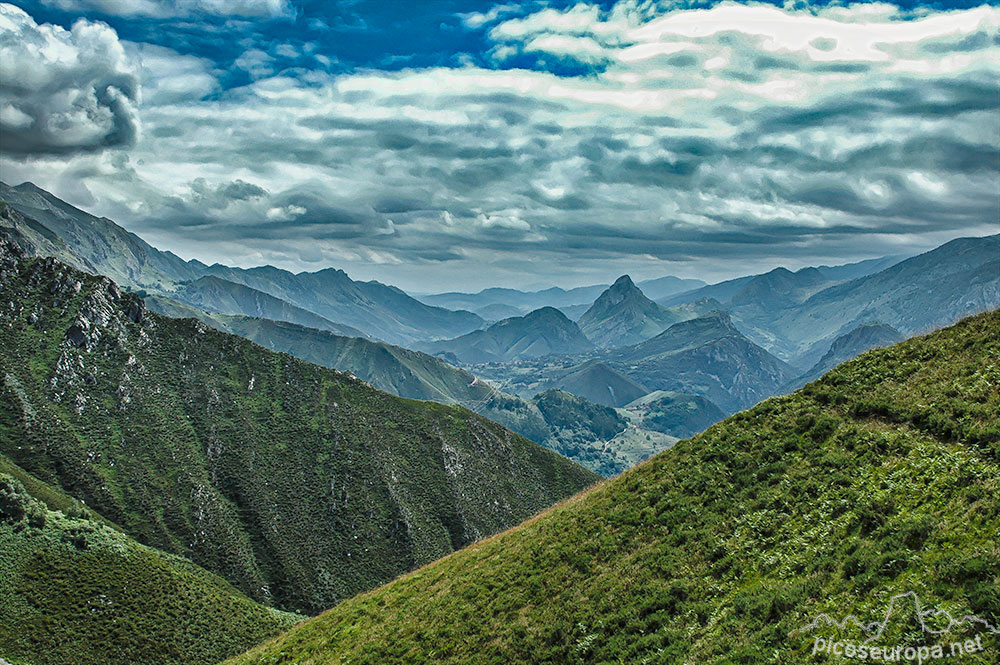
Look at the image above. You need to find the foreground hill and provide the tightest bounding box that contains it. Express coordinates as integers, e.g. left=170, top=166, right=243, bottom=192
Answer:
left=228, top=309, right=999, bottom=665
left=0, top=241, right=598, bottom=614
left=418, top=307, right=594, bottom=364
left=0, top=458, right=300, bottom=665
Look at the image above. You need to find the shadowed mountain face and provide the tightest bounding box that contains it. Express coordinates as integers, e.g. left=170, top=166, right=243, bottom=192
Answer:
left=611, top=311, right=796, bottom=413
left=225, top=310, right=1000, bottom=665
left=417, top=307, right=594, bottom=364
left=200, top=263, right=484, bottom=346
left=578, top=275, right=691, bottom=348
left=0, top=240, right=598, bottom=615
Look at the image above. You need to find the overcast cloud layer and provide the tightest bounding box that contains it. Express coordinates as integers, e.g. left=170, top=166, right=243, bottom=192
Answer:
left=1, top=0, right=998, bottom=290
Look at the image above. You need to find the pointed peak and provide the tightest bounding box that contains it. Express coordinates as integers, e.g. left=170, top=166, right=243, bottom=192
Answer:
left=611, top=274, right=635, bottom=289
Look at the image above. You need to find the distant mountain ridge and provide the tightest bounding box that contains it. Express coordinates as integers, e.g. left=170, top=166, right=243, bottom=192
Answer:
left=417, top=307, right=594, bottom=364
left=0, top=181, right=484, bottom=345
left=417, top=276, right=705, bottom=316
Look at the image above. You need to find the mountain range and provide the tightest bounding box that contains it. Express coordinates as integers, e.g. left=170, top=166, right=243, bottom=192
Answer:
left=225, top=308, right=1000, bottom=665
left=578, top=275, right=698, bottom=348
left=415, top=275, right=705, bottom=319
left=0, top=181, right=484, bottom=346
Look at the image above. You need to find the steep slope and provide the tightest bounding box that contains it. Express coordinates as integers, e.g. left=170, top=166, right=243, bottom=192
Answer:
left=0, top=461, right=300, bottom=665
left=612, top=311, right=795, bottom=412
left=228, top=309, right=1000, bottom=665
left=542, top=359, right=650, bottom=408
left=0, top=242, right=598, bottom=614
left=625, top=390, right=726, bottom=439
left=727, top=266, right=830, bottom=310
left=418, top=307, right=594, bottom=364
left=786, top=322, right=904, bottom=391
left=578, top=275, right=689, bottom=348
left=171, top=275, right=366, bottom=338
left=0, top=181, right=205, bottom=290
left=203, top=263, right=484, bottom=346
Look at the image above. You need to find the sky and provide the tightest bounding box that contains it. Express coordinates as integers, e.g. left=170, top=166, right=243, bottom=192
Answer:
left=0, top=0, right=998, bottom=292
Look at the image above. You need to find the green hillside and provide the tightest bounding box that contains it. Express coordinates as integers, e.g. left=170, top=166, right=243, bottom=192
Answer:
left=0, top=458, right=300, bottom=665
left=0, top=242, right=598, bottom=615
left=229, top=310, right=999, bottom=664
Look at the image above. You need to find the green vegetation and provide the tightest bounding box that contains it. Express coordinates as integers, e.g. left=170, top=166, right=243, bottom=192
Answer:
left=625, top=390, right=726, bottom=438
left=228, top=310, right=999, bottom=664
left=0, top=462, right=300, bottom=665
left=0, top=245, right=597, bottom=615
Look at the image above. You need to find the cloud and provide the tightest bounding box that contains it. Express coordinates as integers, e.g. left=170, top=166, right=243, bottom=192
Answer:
left=0, top=3, right=140, bottom=155
left=2, top=1, right=998, bottom=290
left=40, top=0, right=291, bottom=19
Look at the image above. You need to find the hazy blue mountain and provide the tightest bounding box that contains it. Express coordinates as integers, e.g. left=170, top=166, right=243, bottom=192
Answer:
left=635, top=275, right=707, bottom=301
left=418, top=307, right=594, bottom=364
left=786, top=322, right=904, bottom=391
left=1, top=181, right=206, bottom=290
left=611, top=311, right=796, bottom=412
left=416, top=284, right=610, bottom=316
left=474, top=302, right=524, bottom=321
left=814, top=255, right=906, bottom=282
left=171, top=275, right=366, bottom=338
left=199, top=264, right=484, bottom=346
left=657, top=274, right=756, bottom=308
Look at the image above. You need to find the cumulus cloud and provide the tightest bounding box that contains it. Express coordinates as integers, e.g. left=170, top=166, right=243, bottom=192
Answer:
left=2, top=1, right=998, bottom=289
left=0, top=3, right=140, bottom=155
left=40, top=0, right=291, bottom=19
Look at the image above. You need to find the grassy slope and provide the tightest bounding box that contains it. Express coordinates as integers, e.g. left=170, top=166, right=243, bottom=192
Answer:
left=229, top=310, right=999, bottom=664
left=0, top=250, right=598, bottom=615
left=0, top=462, right=300, bottom=665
